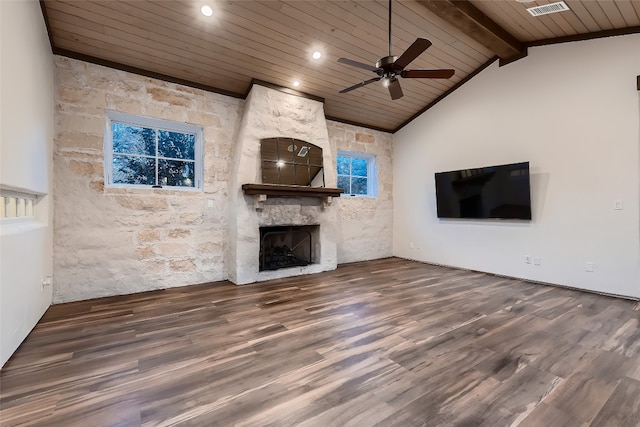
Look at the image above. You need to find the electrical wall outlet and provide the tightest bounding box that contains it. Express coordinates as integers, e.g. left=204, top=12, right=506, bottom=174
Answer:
left=585, top=262, right=594, bottom=272
left=533, top=257, right=541, bottom=266
left=42, top=276, right=53, bottom=288
left=614, top=200, right=623, bottom=210
left=410, top=242, right=414, bottom=249
left=525, top=255, right=531, bottom=264
left=207, top=199, right=214, bottom=208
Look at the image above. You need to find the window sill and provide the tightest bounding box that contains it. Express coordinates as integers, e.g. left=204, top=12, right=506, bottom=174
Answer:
left=341, top=194, right=377, bottom=198
left=104, top=185, right=202, bottom=195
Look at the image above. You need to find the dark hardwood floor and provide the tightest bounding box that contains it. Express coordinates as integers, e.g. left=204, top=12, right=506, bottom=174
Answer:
left=1, top=258, right=639, bottom=426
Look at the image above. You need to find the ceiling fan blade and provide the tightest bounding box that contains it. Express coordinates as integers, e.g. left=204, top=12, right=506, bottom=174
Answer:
left=393, top=38, right=432, bottom=70
left=339, top=77, right=382, bottom=94
left=401, top=69, right=455, bottom=79
left=388, top=78, right=403, bottom=100
left=337, top=57, right=379, bottom=72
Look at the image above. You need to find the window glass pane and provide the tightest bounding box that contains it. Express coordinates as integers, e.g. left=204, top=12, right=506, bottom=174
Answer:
left=337, top=156, right=350, bottom=175
left=283, top=139, right=299, bottom=163
left=307, top=146, right=323, bottom=167
left=113, top=155, right=155, bottom=185
left=337, top=175, right=350, bottom=193
left=351, top=158, right=368, bottom=177
left=276, top=162, right=295, bottom=186
left=351, top=177, right=368, bottom=195
left=261, top=138, right=279, bottom=162
left=294, top=165, right=311, bottom=186
left=112, top=123, right=155, bottom=156
left=159, top=159, right=195, bottom=187
left=158, top=130, right=195, bottom=160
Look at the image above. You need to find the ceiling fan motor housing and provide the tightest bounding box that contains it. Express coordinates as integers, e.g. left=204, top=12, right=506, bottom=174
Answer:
left=377, top=55, right=399, bottom=80
left=376, top=56, right=398, bottom=70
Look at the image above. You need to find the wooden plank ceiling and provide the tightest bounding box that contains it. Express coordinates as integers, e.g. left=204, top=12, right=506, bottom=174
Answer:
left=41, top=0, right=640, bottom=132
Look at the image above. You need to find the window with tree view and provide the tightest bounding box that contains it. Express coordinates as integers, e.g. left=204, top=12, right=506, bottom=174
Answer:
left=106, top=112, right=202, bottom=189
left=337, top=151, right=377, bottom=197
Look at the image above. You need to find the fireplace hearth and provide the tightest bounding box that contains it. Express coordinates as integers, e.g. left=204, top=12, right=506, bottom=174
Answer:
left=260, top=225, right=319, bottom=271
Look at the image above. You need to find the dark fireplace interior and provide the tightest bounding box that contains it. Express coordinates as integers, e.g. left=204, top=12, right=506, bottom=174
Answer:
left=259, top=225, right=319, bottom=271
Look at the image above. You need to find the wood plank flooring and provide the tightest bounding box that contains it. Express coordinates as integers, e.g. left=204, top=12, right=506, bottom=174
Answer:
left=1, top=258, right=639, bottom=426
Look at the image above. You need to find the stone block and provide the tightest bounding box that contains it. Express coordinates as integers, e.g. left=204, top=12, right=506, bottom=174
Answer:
left=147, top=87, right=192, bottom=107
left=116, top=196, right=169, bottom=211
left=68, top=159, right=98, bottom=178
left=168, top=228, right=191, bottom=239
left=187, top=111, right=221, bottom=127
left=143, top=259, right=166, bottom=274
left=55, top=132, right=103, bottom=152
left=89, top=181, right=105, bottom=193
left=137, top=229, right=161, bottom=243
left=105, top=94, right=144, bottom=115
left=181, top=212, right=203, bottom=225
left=170, top=259, right=196, bottom=271
left=142, top=103, right=188, bottom=122
left=57, top=113, right=104, bottom=136
left=136, top=246, right=156, bottom=259
left=158, top=243, right=190, bottom=257
left=197, top=241, right=223, bottom=254
left=55, top=68, right=87, bottom=89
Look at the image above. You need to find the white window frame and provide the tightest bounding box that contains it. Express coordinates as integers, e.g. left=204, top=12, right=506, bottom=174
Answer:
left=337, top=150, right=378, bottom=198
left=105, top=111, right=203, bottom=191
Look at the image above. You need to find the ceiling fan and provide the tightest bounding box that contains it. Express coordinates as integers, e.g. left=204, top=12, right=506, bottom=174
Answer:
left=337, top=0, right=455, bottom=100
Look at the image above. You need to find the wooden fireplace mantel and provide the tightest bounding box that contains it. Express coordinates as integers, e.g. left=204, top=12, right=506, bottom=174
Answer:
left=241, top=183, right=344, bottom=210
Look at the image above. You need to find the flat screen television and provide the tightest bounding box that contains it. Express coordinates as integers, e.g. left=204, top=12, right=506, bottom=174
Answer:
left=435, top=161, right=532, bottom=220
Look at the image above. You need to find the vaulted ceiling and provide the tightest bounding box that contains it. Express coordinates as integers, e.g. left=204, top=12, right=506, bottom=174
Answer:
left=41, top=0, right=640, bottom=132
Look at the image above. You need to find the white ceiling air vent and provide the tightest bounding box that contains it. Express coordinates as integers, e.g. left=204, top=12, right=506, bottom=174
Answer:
left=527, top=1, right=570, bottom=17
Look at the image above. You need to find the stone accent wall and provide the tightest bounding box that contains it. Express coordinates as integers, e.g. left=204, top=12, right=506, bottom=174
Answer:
left=328, top=121, right=394, bottom=263
left=53, top=57, right=242, bottom=303
left=53, top=57, right=394, bottom=303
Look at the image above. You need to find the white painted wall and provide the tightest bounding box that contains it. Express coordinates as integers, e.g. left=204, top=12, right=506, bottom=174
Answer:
left=0, top=0, right=54, bottom=367
left=393, top=34, right=640, bottom=298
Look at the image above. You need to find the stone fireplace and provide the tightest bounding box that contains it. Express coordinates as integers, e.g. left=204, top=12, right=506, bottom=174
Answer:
left=227, top=84, right=340, bottom=284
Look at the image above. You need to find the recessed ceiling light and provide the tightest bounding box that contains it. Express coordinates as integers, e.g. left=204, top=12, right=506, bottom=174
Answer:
left=201, top=5, right=213, bottom=16
left=312, top=51, right=322, bottom=60
left=293, top=80, right=300, bottom=87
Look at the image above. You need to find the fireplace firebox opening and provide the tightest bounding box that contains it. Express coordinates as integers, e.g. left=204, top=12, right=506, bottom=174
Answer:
left=259, top=225, right=319, bottom=271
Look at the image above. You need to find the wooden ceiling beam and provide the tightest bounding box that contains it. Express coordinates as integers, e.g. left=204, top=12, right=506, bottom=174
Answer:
left=416, top=0, right=527, bottom=64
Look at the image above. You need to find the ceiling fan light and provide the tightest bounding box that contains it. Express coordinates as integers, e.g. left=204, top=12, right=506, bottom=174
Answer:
left=382, top=77, right=391, bottom=88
